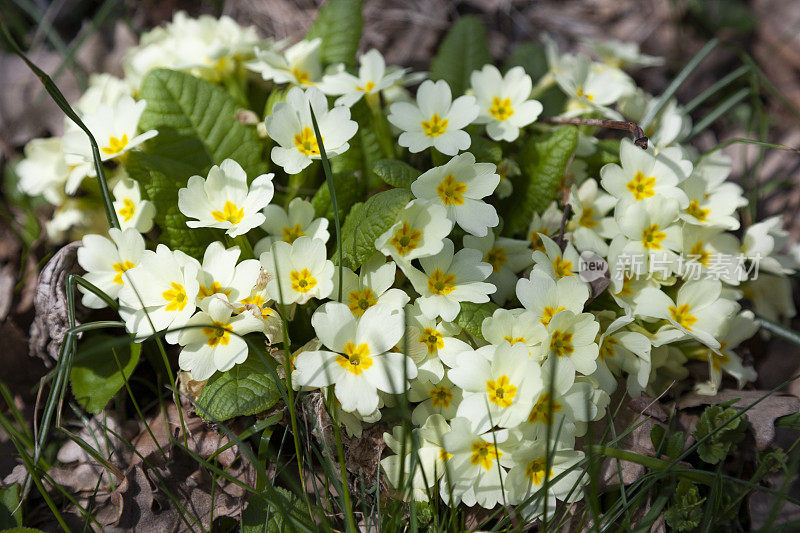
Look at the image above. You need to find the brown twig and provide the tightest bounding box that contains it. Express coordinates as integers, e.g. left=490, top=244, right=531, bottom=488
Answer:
left=543, top=117, right=649, bottom=150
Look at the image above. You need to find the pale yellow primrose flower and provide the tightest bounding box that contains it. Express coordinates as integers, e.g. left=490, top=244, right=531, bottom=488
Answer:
left=178, top=159, right=274, bottom=238
left=388, top=79, right=479, bottom=156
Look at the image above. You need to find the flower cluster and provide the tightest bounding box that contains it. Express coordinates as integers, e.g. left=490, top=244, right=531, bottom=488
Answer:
left=17, top=11, right=799, bottom=521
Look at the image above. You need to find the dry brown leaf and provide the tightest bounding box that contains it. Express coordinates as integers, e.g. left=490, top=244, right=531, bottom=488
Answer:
left=677, top=390, right=800, bottom=450
left=29, top=241, right=84, bottom=364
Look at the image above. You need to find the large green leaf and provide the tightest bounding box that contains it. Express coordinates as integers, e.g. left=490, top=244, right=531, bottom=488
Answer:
left=503, top=126, right=578, bottom=236
left=311, top=170, right=364, bottom=221
left=127, top=68, right=265, bottom=257
left=70, top=334, right=141, bottom=414
left=372, top=159, right=421, bottom=189
left=306, top=0, right=363, bottom=67
left=336, top=188, right=413, bottom=270
left=455, top=301, right=499, bottom=341
left=241, top=488, right=309, bottom=533
left=430, top=16, right=492, bottom=95
left=196, top=354, right=281, bottom=422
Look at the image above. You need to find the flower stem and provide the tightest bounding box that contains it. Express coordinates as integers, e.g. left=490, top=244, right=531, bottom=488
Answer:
left=229, top=234, right=254, bottom=260
left=366, top=92, right=396, bottom=159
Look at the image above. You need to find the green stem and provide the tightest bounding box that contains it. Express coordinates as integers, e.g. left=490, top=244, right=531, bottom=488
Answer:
left=229, top=234, right=255, bottom=260
left=366, top=93, right=396, bottom=159
left=589, top=445, right=713, bottom=485
left=530, top=71, right=556, bottom=100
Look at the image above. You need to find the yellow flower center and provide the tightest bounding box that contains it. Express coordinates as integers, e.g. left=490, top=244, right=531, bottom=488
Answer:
left=356, top=80, right=376, bottom=92
left=427, top=269, right=456, bottom=295
left=119, top=198, right=136, bottom=222
left=553, top=256, right=574, bottom=278
left=504, top=336, right=525, bottom=345
left=669, top=304, right=697, bottom=330
left=576, top=87, right=594, bottom=101
left=439, top=448, right=454, bottom=462
left=112, top=260, right=135, bottom=285
left=641, top=224, right=666, bottom=250
left=470, top=441, right=502, bottom=471
left=527, top=393, right=563, bottom=425
left=282, top=223, right=306, bottom=244
left=436, top=174, right=467, bottom=206
left=389, top=222, right=422, bottom=256
left=102, top=134, right=129, bottom=155
left=294, top=126, right=321, bottom=156
left=686, top=200, right=710, bottom=222
left=429, top=385, right=453, bottom=408
left=202, top=321, right=232, bottom=347
left=290, top=268, right=318, bottom=294
left=420, top=327, right=444, bottom=355
left=484, top=247, right=507, bottom=273
left=421, top=113, right=449, bottom=137
left=711, top=347, right=730, bottom=371
left=549, top=330, right=574, bottom=357
left=578, top=206, right=597, bottom=228
left=689, top=242, right=711, bottom=267
left=540, top=306, right=565, bottom=327
left=347, top=288, right=377, bottom=316
left=599, top=336, right=617, bottom=361
left=198, top=281, right=232, bottom=300
left=529, top=231, right=547, bottom=252
left=291, top=67, right=312, bottom=85
left=626, top=171, right=656, bottom=201
left=616, top=274, right=635, bottom=298
left=486, top=375, right=517, bottom=408
left=162, top=282, right=188, bottom=312
left=212, top=201, right=245, bottom=225
left=489, top=96, right=514, bottom=121
left=525, top=458, right=553, bottom=486
left=336, top=342, right=373, bottom=375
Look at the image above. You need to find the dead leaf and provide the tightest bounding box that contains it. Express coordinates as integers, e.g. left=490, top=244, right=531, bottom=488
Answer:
left=29, top=241, right=84, bottom=364
left=677, top=390, right=800, bottom=450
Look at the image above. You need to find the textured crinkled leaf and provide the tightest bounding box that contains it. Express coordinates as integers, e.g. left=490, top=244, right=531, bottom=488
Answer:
left=455, top=301, right=499, bottom=341
left=311, top=170, right=364, bottom=221
left=503, top=126, right=578, bottom=236
left=336, top=188, right=413, bottom=270
left=306, top=0, right=363, bottom=67
left=70, top=335, right=141, bottom=414
left=196, top=355, right=281, bottom=422
left=372, top=159, right=421, bottom=189
left=128, top=68, right=265, bottom=256
left=431, top=16, right=492, bottom=95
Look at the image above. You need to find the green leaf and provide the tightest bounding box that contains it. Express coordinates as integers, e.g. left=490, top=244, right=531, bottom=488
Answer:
left=503, top=126, right=578, bottom=236
left=196, top=354, right=281, bottom=422
left=583, top=138, right=621, bottom=177
left=241, top=487, right=308, bottom=533
left=506, top=42, right=566, bottom=117
left=306, top=0, right=363, bottom=67
left=0, top=483, right=22, bottom=529
left=372, top=159, right=421, bottom=189
left=70, top=335, right=141, bottom=415
left=455, top=301, right=499, bottom=341
left=693, top=405, right=746, bottom=464
left=469, top=136, right=502, bottom=165
left=430, top=16, right=492, bottom=95
left=311, top=171, right=364, bottom=220
left=128, top=68, right=265, bottom=257
left=332, top=101, right=384, bottom=189
left=336, top=188, right=413, bottom=270
left=664, top=479, right=705, bottom=531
